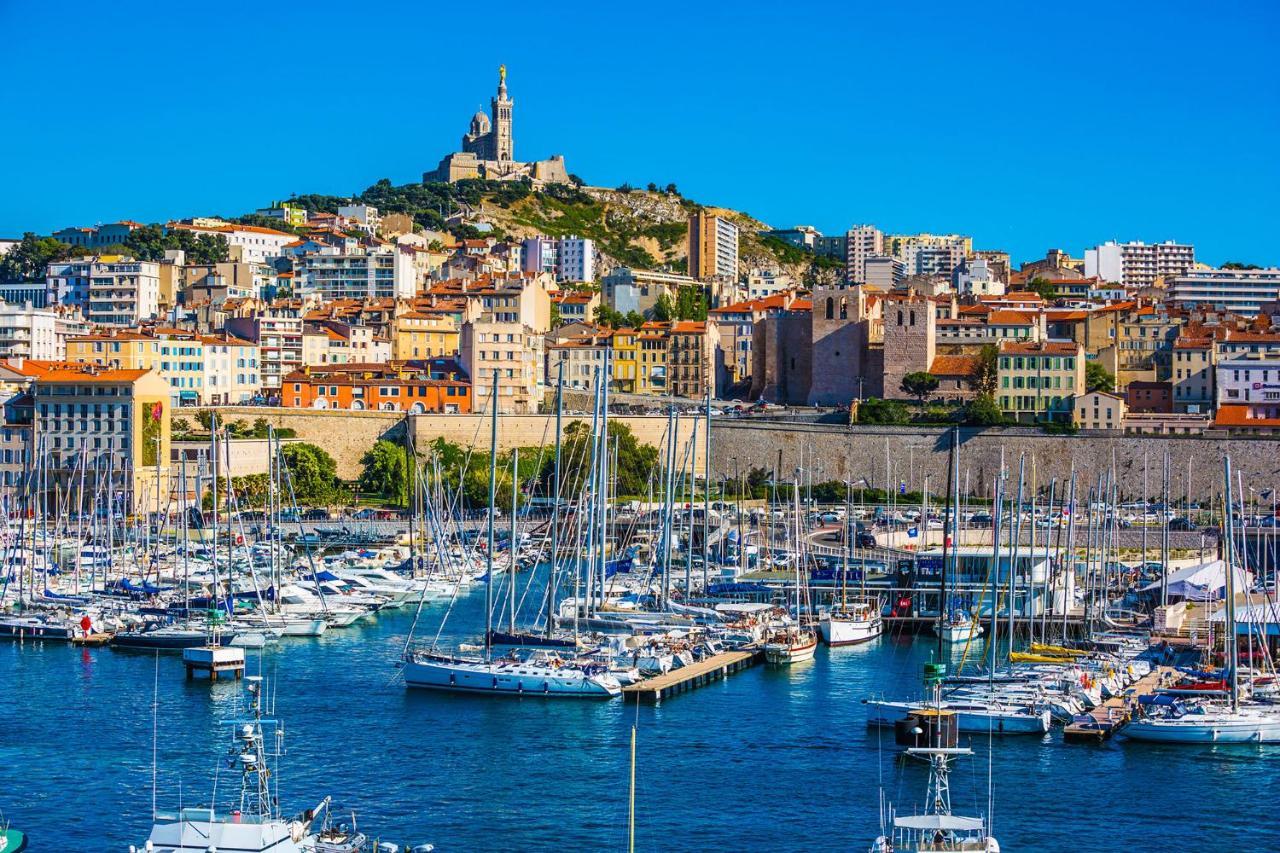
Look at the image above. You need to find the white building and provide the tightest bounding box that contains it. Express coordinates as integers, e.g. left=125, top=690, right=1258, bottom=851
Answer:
left=1167, top=267, right=1280, bottom=316
left=294, top=247, right=417, bottom=300
left=1083, top=240, right=1195, bottom=288
left=201, top=333, right=262, bottom=405
left=1217, top=352, right=1280, bottom=419
left=903, top=243, right=965, bottom=278
left=953, top=258, right=1005, bottom=297
left=844, top=225, right=883, bottom=284
left=47, top=257, right=160, bottom=327
left=225, top=313, right=304, bottom=395
left=864, top=256, right=904, bottom=289
left=168, top=221, right=295, bottom=264
left=337, top=204, right=381, bottom=235
left=521, top=235, right=597, bottom=282
left=0, top=301, right=71, bottom=360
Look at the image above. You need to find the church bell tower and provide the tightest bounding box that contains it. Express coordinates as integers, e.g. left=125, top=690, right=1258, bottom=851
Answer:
left=491, top=64, right=514, bottom=163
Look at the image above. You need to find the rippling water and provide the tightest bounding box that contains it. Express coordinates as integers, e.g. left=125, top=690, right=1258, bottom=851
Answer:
left=1, top=584, right=1277, bottom=851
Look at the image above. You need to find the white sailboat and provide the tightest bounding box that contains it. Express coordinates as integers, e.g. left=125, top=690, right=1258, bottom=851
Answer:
left=821, top=483, right=883, bottom=647
left=764, top=475, right=818, bottom=664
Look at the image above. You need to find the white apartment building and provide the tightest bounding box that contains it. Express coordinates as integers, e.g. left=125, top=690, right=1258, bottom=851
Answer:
left=864, top=256, right=904, bottom=289
left=294, top=247, right=417, bottom=300
left=844, top=225, right=884, bottom=284
left=1217, top=352, right=1280, bottom=419
left=521, top=235, right=597, bottom=282
left=168, top=222, right=295, bottom=264
left=47, top=257, right=160, bottom=326
left=336, top=204, right=381, bottom=234
left=461, top=320, right=544, bottom=414
left=688, top=213, right=739, bottom=281
left=0, top=301, right=83, bottom=360
left=953, top=258, right=1004, bottom=296
left=1167, top=267, right=1280, bottom=316
left=903, top=243, right=966, bottom=278
left=1083, top=240, right=1195, bottom=288
left=225, top=314, right=304, bottom=394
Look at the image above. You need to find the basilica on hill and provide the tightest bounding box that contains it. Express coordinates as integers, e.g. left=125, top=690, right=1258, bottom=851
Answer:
left=424, top=66, right=571, bottom=185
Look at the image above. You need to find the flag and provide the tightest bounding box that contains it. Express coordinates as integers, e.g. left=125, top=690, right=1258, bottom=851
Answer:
left=907, top=526, right=919, bottom=538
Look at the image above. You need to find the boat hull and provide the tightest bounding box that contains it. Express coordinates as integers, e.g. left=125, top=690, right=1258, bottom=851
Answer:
left=403, top=656, right=621, bottom=698
left=819, top=615, right=882, bottom=646
left=1125, top=712, right=1280, bottom=743
left=764, top=638, right=818, bottom=664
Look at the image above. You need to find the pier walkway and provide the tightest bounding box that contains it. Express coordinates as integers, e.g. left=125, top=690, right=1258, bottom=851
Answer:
left=1063, top=665, right=1179, bottom=742
left=623, top=648, right=762, bottom=703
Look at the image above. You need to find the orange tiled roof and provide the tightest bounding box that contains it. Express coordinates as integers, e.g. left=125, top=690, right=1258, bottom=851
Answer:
left=1214, top=404, right=1280, bottom=427
left=999, top=340, right=1080, bottom=355
left=928, top=355, right=979, bottom=377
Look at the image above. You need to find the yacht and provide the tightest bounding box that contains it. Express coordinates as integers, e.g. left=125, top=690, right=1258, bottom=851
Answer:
left=763, top=624, right=819, bottom=664
left=864, top=696, right=1050, bottom=735
left=935, top=610, right=983, bottom=644
left=819, top=598, right=883, bottom=646
left=402, top=647, right=622, bottom=698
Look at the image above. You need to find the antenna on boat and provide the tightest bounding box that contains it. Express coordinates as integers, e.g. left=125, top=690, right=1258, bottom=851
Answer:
left=628, top=723, right=637, bottom=853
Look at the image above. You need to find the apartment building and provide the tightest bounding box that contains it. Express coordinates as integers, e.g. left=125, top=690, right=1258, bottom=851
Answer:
left=294, top=247, right=417, bottom=300
left=844, top=225, right=884, bottom=284
left=521, top=235, right=597, bottom=282
left=0, top=301, right=85, bottom=360
left=47, top=256, right=160, bottom=326
left=281, top=363, right=470, bottom=413
left=610, top=323, right=669, bottom=395
left=1075, top=390, right=1126, bottom=431
left=391, top=311, right=459, bottom=360
left=201, top=332, right=261, bottom=405
left=225, top=312, right=304, bottom=396
left=668, top=321, right=719, bottom=399
left=1171, top=336, right=1215, bottom=413
left=1167, top=267, right=1280, bottom=316
left=996, top=340, right=1084, bottom=423
left=460, top=320, right=544, bottom=413
left=545, top=328, right=611, bottom=393
left=601, top=267, right=699, bottom=315
left=168, top=221, right=295, bottom=264
left=302, top=322, right=392, bottom=366
left=1084, top=240, right=1195, bottom=288
left=32, top=365, right=171, bottom=513
left=52, top=221, right=144, bottom=249
left=688, top=212, right=739, bottom=281
left=1216, top=352, right=1280, bottom=419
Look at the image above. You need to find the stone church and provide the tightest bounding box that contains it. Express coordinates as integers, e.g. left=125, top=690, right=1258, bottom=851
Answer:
left=425, top=66, right=570, bottom=185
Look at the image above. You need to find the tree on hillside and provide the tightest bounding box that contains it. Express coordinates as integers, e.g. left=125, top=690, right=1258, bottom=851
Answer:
left=0, top=233, right=81, bottom=281
left=652, top=294, right=674, bottom=322
left=124, top=224, right=229, bottom=264
left=1085, top=362, right=1116, bottom=393
left=901, top=371, right=940, bottom=404
left=674, top=285, right=709, bottom=321
left=969, top=344, right=999, bottom=397
left=359, top=440, right=408, bottom=506
left=1222, top=261, right=1261, bottom=270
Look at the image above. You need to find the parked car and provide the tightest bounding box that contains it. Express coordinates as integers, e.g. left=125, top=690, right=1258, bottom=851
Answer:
left=856, top=532, right=878, bottom=549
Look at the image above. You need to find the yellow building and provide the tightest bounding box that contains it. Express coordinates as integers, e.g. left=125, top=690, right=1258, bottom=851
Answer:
left=1074, top=390, right=1126, bottom=431
left=635, top=322, right=670, bottom=395
left=610, top=328, right=640, bottom=393
left=392, top=311, right=460, bottom=360
left=997, top=340, right=1084, bottom=424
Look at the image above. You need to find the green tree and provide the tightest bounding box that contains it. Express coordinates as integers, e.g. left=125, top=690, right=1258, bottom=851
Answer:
left=1026, top=276, right=1057, bottom=302
left=281, top=443, right=339, bottom=505
left=0, top=233, right=81, bottom=281
left=545, top=421, right=659, bottom=497
left=1222, top=261, right=1261, bottom=270
left=652, top=293, right=674, bottom=322
left=900, top=371, right=940, bottom=404
left=1085, top=361, right=1115, bottom=393
left=857, top=398, right=910, bottom=425
left=172, top=418, right=194, bottom=439
left=964, top=395, right=1007, bottom=426
left=359, top=440, right=409, bottom=505
left=593, top=304, right=625, bottom=328
left=673, top=285, right=709, bottom=321
left=624, top=310, right=645, bottom=328
left=194, top=410, right=215, bottom=431
left=970, top=344, right=999, bottom=397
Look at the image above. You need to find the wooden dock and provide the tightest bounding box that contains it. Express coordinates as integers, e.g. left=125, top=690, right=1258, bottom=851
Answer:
left=623, top=649, right=762, bottom=703
left=1063, top=665, right=1178, bottom=743
left=70, top=632, right=113, bottom=647
left=182, top=645, right=246, bottom=681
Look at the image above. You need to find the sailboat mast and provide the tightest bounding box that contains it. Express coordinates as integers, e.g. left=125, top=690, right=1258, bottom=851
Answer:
left=1009, top=453, right=1025, bottom=648
left=545, top=361, right=564, bottom=640
left=703, top=390, right=711, bottom=593
left=484, top=370, right=498, bottom=661
left=1222, top=455, right=1240, bottom=712
left=509, top=447, right=518, bottom=634
left=938, top=426, right=957, bottom=661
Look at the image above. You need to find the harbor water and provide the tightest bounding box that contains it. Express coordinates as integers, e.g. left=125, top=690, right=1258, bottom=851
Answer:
left=1, top=584, right=1277, bottom=851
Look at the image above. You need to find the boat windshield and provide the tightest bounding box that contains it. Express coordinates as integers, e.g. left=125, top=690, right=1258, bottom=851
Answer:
left=153, top=807, right=278, bottom=825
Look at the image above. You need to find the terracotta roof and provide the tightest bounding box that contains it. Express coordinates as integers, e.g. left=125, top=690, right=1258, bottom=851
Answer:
left=999, top=340, right=1080, bottom=356
left=671, top=321, right=707, bottom=334
left=38, top=367, right=151, bottom=383
left=1214, top=404, right=1280, bottom=428
left=928, top=355, right=979, bottom=377
left=987, top=309, right=1038, bottom=325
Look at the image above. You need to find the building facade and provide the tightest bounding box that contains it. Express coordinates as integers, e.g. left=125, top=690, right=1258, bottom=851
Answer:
left=1084, top=240, right=1195, bottom=288
left=688, top=212, right=739, bottom=282
left=996, top=340, right=1084, bottom=423
left=1167, top=267, right=1280, bottom=316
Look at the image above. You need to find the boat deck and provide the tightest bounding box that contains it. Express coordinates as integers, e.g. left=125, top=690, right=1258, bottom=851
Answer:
left=70, top=632, right=113, bottom=647
left=623, top=649, right=762, bottom=703
left=1063, top=665, right=1179, bottom=743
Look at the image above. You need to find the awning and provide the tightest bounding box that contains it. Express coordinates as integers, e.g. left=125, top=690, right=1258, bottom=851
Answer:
left=894, top=815, right=985, bottom=831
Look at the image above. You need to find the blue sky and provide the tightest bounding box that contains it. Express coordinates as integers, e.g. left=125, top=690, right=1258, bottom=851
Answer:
left=2, top=0, right=1277, bottom=266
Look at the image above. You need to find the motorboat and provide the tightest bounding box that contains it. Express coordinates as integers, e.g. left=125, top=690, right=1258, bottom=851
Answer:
left=819, top=598, right=883, bottom=646
left=401, top=647, right=622, bottom=698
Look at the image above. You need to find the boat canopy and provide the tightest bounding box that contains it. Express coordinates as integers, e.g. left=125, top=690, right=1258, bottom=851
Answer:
left=1140, top=559, right=1248, bottom=601
left=894, top=815, right=986, bottom=831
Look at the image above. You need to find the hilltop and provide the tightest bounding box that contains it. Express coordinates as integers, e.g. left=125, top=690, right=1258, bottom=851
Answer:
left=283, top=179, right=844, bottom=285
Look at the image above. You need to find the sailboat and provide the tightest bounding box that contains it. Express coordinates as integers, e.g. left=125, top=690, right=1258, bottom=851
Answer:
left=933, top=429, right=982, bottom=645
left=399, top=370, right=622, bottom=699
left=1126, top=454, right=1280, bottom=744
left=871, top=662, right=1000, bottom=853
left=820, top=482, right=884, bottom=647
left=764, top=474, right=818, bottom=664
